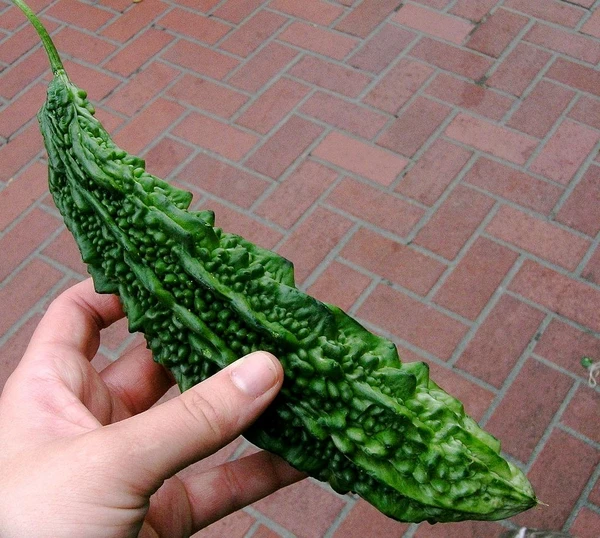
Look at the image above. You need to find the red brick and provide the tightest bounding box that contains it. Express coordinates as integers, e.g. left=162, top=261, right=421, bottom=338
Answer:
left=328, top=177, right=424, bottom=237
left=424, top=73, right=513, bottom=121
left=300, top=91, right=388, bottom=140
left=570, top=507, right=600, bottom=538
left=463, top=157, right=563, bottom=214
left=236, top=78, right=310, bottom=135
left=0, top=208, right=61, bottom=281
left=101, top=0, right=168, bottom=42
left=255, top=160, right=337, bottom=228
left=581, top=8, right=600, bottom=39
left=245, top=524, right=281, bottom=538
left=53, top=26, right=116, bottom=65
left=228, top=42, right=298, bottom=93
left=288, top=55, right=372, bottom=98
left=488, top=43, right=552, bottom=97
left=254, top=479, right=345, bottom=538
left=307, top=260, right=371, bottom=312
left=530, top=120, right=600, bottom=185
left=0, top=48, right=48, bottom=100
left=142, top=138, right=194, bottom=180
left=414, top=185, right=494, bottom=260
left=246, top=116, right=323, bottom=179
left=377, top=97, right=451, bottom=157
left=277, top=207, right=353, bottom=284
left=197, top=510, right=255, bottom=538
left=113, top=99, right=186, bottom=156
left=178, top=153, right=269, bottom=209
left=427, top=361, right=495, bottom=422
left=582, top=244, right=600, bottom=285
left=0, top=259, right=63, bottom=336
left=98, top=316, right=133, bottom=353
left=0, top=123, right=43, bottom=185
left=510, top=260, right=600, bottom=332
left=457, top=295, right=544, bottom=388
left=363, top=58, right=434, bottom=115
left=450, top=0, right=496, bottom=23
left=486, top=205, right=590, bottom=271
left=503, top=0, right=585, bottom=28
left=507, top=80, right=575, bottom=139
left=171, top=111, right=258, bottom=162
left=218, top=10, right=287, bottom=57
left=0, top=82, right=45, bottom=139
left=332, top=499, right=410, bottom=537
left=167, top=74, right=248, bottom=119
left=42, top=229, right=88, bottom=277
left=213, top=0, right=263, bottom=24
left=569, top=96, right=600, bottom=131
left=526, top=23, right=600, bottom=65
left=278, top=21, right=359, bottom=61
left=200, top=200, right=282, bottom=249
left=445, top=113, right=538, bottom=165
left=106, top=62, right=180, bottom=117
left=433, top=237, right=518, bottom=320
left=103, top=28, right=174, bottom=78
left=547, top=57, right=600, bottom=98
left=0, top=313, right=42, bottom=393
left=349, top=24, right=416, bottom=74
left=269, top=0, right=343, bottom=26
left=158, top=7, right=231, bottom=45
left=515, top=430, right=598, bottom=529
left=395, top=3, right=474, bottom=45
left=562, top=386, right=600, bottom=444
left=414, top=520, right=504, bottom=538
left=409, top=37, right=494, bottom=80
left=341, top=227, right=445, bottom=295
left=0, top=162, right=48, bottom=233
left=535, top=319, right=600, bottom=380
left=59, top=60, right=121, bottom=102
left=357, top=283, right=469, bottom=359
left=162, top=40, right=239, bottom=81
left=45, top=0, right=114, bottom=31
left=335, top=0, right=401, bottom=39
left=0, top=16, right=57, bottom=65
left=396, top=139, right=471, bottom=206
left=467, top=8, right=528, bottom=58
left=313, top=132, right=408, bottom=185
left=590, top=478, right=600, bottom=506
left=486, top=358, right=574, bottom=463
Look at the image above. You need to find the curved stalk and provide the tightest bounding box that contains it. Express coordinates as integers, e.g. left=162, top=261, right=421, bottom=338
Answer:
left=12, top=0, right=65, bottom=75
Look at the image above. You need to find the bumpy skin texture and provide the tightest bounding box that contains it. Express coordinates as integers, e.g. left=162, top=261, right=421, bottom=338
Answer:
left=18, top=0, right=537, bottom=521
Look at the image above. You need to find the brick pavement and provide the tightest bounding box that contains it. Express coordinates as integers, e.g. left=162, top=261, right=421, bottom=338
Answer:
left=1, top=0, right=600, bottom=536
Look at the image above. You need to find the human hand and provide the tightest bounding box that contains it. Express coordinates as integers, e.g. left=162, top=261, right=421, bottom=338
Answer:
left=0, top=279, right=304, bottom=537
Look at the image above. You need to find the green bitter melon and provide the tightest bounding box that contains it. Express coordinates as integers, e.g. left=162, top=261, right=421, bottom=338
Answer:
left=12, top=0, right=538, bottom=523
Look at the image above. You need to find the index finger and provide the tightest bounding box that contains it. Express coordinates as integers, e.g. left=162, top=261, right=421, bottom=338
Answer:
left=24, top=278, right=125, bottom=363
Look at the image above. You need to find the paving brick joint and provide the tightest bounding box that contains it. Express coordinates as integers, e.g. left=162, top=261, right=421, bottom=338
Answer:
left=1, top=0, right=600, bottom=536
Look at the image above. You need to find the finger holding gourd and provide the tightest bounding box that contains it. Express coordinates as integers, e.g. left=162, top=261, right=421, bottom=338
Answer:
left=12, top=0, right=538, bottom=524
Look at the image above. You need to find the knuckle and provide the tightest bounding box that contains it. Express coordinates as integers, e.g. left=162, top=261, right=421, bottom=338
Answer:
left=178, top=389, right=228, bottom=439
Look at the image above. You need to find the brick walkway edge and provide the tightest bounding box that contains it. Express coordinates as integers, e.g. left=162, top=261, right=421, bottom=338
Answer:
left=1, top=1, right=600, bottom=537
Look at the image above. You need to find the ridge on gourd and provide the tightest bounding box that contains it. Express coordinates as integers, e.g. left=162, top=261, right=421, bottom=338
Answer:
left=13, top=0, right=538, bottom=524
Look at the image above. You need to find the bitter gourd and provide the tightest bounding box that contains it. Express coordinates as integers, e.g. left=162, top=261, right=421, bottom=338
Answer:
left=13, top=0, right=538, bottom=523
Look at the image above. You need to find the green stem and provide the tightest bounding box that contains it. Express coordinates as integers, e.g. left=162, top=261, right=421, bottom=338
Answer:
left=12, top=0, right=64, bottom=75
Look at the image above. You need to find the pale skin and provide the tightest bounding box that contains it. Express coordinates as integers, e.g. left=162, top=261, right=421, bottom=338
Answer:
left=0, top=279, right=305, bottom=537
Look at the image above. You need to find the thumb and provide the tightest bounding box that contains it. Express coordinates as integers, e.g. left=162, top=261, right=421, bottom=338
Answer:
left=101, top=351, right=283, bottom=491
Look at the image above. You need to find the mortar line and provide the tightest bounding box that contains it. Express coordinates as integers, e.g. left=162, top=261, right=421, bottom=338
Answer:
left=523, top=379, right=580, bottom=475
left=242, top=506, right=297, bottom=538
left=477, top=274, right=550, bottom=428
left=564, top=462, right=600, bottom=532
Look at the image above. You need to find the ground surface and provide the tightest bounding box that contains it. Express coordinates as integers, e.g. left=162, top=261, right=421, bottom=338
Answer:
left=1, top=0, right=600, bottom=536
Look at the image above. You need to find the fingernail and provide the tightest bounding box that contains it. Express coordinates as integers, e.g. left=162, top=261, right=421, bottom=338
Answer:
left=230, top=352, right=278, bottom=397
